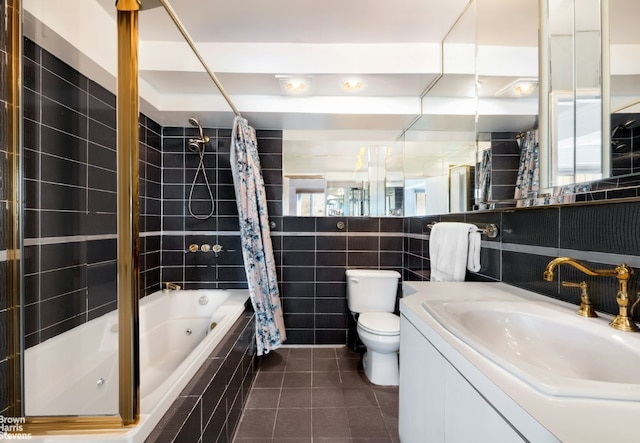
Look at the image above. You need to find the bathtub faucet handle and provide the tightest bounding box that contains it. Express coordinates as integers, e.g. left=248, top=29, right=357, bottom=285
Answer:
left=212, top=244, right=223, bottom=257
left=188, top=244, right=199, bottom=253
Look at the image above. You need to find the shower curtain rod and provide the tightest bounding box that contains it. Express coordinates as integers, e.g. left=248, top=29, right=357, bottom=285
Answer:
left=158, top=0, right=242, bottom=118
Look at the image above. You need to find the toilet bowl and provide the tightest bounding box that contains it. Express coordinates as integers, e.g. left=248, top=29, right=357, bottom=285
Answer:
left=357, top=312, right=400, bottom=385
left=346, top=269, right=401, bottom=386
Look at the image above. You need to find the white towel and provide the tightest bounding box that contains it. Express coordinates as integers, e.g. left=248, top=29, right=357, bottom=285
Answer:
left=429, top=222, right=481, bottom=282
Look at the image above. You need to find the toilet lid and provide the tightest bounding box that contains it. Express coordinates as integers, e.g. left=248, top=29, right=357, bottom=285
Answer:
left=358, top=312, right=400, bottom=336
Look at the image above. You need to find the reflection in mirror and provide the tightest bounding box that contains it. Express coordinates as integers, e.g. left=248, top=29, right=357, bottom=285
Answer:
left=403, top=129, right=476, bottom=215
left=282, top=131, right=406, bottom=216
left=610, top=0, right=640, bottom=178
left=544, top=0, right=607, bottom=188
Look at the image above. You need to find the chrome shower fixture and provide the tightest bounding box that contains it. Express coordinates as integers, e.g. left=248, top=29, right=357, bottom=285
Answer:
left=611, top=119, right=637, bottom=138
left=188, top=117, right=210, bottom=151
left=186, top=117, right=215, bottom=219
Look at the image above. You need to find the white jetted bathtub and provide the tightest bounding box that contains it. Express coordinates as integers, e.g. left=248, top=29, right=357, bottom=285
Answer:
left=25, top=288, right=250, bottom=442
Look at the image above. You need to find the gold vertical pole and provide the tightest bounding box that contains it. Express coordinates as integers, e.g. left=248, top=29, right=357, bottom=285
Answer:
left=116, top=0, right=141, bottom=426
left=6, top=0, right=23, bottom=417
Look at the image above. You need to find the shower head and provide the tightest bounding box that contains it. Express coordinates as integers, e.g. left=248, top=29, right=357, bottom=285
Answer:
left=187, top=117, right=210, bottom=151
left=612, top=119, right=637, bottom=138
left=188, top=139, right=202, bottom=151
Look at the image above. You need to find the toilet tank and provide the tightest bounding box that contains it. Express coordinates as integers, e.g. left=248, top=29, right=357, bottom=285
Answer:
left=346, top=269, right=401, bottom=313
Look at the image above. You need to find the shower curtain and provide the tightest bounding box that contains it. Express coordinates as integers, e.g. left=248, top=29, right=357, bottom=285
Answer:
left=514, top=130, right=539, bottom=207
left=230, top=116, right=286, bottom=355
left=477, top=148, right=492, bottom=209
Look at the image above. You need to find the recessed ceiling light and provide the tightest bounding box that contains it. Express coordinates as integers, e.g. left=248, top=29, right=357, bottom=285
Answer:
left=285, top=79, right=307, bottom=91
left=343, top=79, right=364, bottom=91
left=514, top=82, right=535, bottom=95
left=496, top=78, right=538, bottom=98
left=276, top=75, right=311, bottom=94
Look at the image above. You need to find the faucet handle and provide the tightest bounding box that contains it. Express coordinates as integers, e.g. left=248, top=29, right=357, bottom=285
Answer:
left=562, top=280, right=598, bottom=318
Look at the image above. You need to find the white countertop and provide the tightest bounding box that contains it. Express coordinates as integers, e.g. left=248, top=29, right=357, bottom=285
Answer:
left=400, top=281, right=640, bottom=443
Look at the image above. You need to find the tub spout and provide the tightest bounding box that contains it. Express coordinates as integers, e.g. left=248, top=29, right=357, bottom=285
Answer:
left=164, top=282, right=181, bottom=291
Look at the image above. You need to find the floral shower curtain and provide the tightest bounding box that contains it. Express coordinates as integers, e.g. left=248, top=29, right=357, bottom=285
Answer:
left=477, top=148, right=492, bottom=209
left=514, top=130, right=539, bottom=207
left=230, top=116, right=286, bottom=355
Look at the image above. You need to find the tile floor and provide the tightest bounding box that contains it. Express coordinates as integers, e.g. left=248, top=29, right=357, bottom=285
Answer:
left=233, top=346, right=399, bottom=443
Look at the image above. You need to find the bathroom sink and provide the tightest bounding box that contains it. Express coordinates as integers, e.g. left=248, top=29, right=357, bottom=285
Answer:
left=421, top=299, right=640, bottom=401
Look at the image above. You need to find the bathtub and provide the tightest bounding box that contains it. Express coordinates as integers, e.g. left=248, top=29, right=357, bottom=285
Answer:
left=24, top=288, right=250, bottom=442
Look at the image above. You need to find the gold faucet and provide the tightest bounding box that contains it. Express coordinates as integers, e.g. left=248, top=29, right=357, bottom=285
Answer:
left=163, top=282, right=181, bottom=291
left=543, top=257, right=638, bottom=332
left=562, top=280, right=597, bottom=318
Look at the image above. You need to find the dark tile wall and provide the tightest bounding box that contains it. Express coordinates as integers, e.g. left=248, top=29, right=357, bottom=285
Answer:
left=611, top=113, right=640, bottom=177
left=490, top=132, right=521, bottom=202
left=160, top=127, right=282, bottom=289
left=278, top=217, right=404, bottom=346
left=146, top=311, right=256, bottom=443
left=405, top=200, right=640, bottom=320
left=22, top=38, right=161, bottom=348
left=159, top=127, right=404, bottom=345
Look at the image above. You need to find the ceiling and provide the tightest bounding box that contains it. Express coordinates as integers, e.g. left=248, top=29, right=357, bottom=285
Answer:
left=21, top=0, right=640, bottom=185
left=24, top=0, right=541, bottom=133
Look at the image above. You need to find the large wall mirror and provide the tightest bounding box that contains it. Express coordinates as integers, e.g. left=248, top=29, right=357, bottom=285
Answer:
left=283, top=0, right=640, bottom=216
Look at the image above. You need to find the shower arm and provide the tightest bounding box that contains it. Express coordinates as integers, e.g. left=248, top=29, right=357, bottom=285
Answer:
left=158, top=0, right=242, bottom=118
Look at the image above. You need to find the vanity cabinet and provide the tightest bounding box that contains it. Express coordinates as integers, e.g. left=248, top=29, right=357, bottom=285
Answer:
left=399, top=315, right=524, bottom=442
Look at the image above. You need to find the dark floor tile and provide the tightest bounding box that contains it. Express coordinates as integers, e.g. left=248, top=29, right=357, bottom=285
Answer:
left=285, top=358, right=312, bottom=372
left=312, top=408, right=351, bottom=438
left=352, top=438, right=393, bottom=443
left=234, top=409, right=277, bottom=439
left=343, top=387, right=378, bottom=407
left=288, top=348, right=312, bottom=359
left=259, top=351, right=288, bottom=371
left=245, top=388, right=281, bottom=409
left=382, top=411, right=400, bottom=443
left=312, top=371, right=342, bottom=388
left=347, top=407, right=390, bottom=438
left=278, top=388, right=312, bottom=408
left=338, top=357, right=361, bottom=372
left=233, top=439, right=273, bottom=443
left=312, top=358, right=339, bottom=372
left=282, top=372, right=311, bottom=388
left=313, top=348, right=337, bottom=359
left=311, top=387, right=345, bottom=407
left=253, top=372, right=284, bottom=388
left=340, top=370, right=371, bottom=388
left=272, top=409, right=312, bottom=438
left=373, top=387, right=399, bottom=416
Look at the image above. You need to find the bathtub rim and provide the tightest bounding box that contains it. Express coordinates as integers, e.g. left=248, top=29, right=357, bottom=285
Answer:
left=23, top=288, right=251, bottom=443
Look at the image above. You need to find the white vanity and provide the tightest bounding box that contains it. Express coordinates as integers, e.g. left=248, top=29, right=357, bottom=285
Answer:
left=399, top=281, right=640, bottom=443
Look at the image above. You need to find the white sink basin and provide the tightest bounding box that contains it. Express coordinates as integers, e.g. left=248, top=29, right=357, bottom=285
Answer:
left=421, top=299, right=640, bottom=401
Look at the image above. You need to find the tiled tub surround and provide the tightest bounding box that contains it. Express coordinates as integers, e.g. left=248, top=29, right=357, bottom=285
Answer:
left=21, top=37, right=162, bottom=349
left=160, top=127, right=282, bottom=291
left=146, top=311, right=256, bottom=443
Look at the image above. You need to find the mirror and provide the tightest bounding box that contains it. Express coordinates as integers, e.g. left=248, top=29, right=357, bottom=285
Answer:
left=609, top=0, right=640, bottom=178
left=282, top=131, right=409, bottom=216
left=540, top=0, right=609, bottom=190
left=282, top=0, right=640, bottom=213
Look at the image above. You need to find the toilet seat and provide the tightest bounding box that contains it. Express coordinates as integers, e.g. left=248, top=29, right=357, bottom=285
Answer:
left=358, top=312, right=400, bottom=336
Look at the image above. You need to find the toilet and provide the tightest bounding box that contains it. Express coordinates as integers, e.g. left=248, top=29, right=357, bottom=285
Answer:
left=346, top=269, right=401, bottom=386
